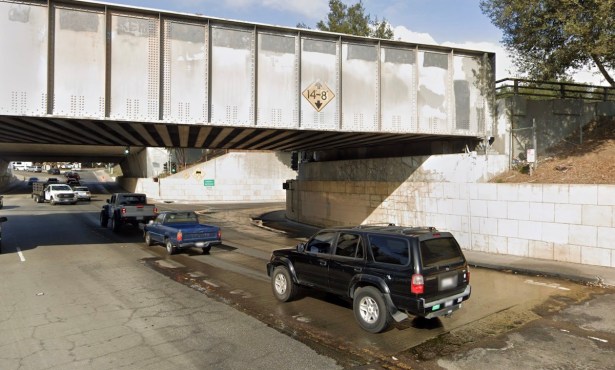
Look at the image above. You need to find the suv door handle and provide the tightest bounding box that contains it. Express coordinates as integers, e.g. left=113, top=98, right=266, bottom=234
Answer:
left=354, top=267, right=362, bottom=272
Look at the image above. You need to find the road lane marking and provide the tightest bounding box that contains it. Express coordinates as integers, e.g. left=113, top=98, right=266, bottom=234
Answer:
left=16, top=247, right=26, bottom=262
left=524, top=279, right=570, bottom=291
left=588, top=336, right=608, bottom=343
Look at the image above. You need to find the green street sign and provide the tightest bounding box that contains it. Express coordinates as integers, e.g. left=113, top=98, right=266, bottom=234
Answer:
left=204, top=179, right=215, bottom=187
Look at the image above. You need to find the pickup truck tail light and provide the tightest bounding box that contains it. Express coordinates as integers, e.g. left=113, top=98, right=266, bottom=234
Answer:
left=177, top=230, right=183, bottom=242
left=411, top=274, right=424, bottom=294
left=153, top=207, right=158, bottom=214
left=217, top=230, right=222, bottom=240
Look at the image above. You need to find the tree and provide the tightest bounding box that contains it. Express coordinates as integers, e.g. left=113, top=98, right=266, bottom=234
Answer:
left=480, top=0, right=615, bottom=86
left=315, top=0, right=394, bottom=39
left=370, top=16, right=394, bottom=40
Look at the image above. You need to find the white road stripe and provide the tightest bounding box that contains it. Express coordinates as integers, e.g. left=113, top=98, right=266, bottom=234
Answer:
left=16, top=247, right=26, bottom=262
left=588, top=336, right=609, bottom=343
left=524, top=279, right=571, bottom=291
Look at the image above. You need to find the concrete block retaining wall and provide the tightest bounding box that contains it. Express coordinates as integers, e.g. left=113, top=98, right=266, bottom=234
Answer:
left=119, top=151, right=296, bottom=202
left=286, top=154, right=615, bottom=268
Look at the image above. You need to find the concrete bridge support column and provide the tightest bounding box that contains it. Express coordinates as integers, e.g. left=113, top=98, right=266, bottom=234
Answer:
left=0, top=160, right=12, bottom=189
left=118, top=148, right=169, bottom=179
left=117, top=148, right=169, bottom=192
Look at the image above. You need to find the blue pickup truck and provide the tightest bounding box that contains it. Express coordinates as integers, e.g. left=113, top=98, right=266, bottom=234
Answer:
left=143, top=211, right=222, bottom=255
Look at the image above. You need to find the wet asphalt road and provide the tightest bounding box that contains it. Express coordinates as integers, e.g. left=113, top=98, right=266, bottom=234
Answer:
left=1, top=173, right=615, bottom=369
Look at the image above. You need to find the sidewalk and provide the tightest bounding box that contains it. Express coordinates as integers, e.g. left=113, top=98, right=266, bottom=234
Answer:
left=464, top=249, right=615, bottom=287
left=257, top=210, right=615, bottom=287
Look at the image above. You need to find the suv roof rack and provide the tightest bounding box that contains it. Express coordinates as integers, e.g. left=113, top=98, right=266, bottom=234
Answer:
left=350, top=224, right=440, bottom=235
left=400, top=226, right=439, bottom=235
left=353, top=223, right=397, bottom=229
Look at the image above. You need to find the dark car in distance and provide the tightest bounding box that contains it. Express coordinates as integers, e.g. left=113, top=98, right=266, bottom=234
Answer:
left=267, top=225, right=471, bottom=333
left=64, top=171, right=80, bottom=180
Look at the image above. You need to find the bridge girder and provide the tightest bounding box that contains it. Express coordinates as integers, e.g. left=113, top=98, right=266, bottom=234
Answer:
left=0, top=0, right=494, bottom=163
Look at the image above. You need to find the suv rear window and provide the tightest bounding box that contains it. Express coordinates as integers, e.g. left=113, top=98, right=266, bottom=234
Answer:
left=368, top=235, right=409, bottom=265
left=420, top=237, right=465, bottom=268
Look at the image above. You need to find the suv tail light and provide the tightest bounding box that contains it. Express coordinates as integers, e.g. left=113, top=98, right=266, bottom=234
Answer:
left=411, top=274, right=424, bottom=294
left=121, top=207, right=126, bottom=215
left=177, top=230, right=183, bottom=242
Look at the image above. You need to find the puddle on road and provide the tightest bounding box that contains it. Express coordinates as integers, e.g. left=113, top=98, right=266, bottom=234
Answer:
left=141, top=248, right=614, bottom=369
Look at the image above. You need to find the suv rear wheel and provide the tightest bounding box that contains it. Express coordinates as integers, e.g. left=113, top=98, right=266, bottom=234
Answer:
left=353, top=286, right=392, bottom=333
left=271, top=266, right=297, bottom=302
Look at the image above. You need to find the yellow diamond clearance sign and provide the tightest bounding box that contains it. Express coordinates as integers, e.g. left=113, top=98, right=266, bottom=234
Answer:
left=302, top=81, right=335, bottom=112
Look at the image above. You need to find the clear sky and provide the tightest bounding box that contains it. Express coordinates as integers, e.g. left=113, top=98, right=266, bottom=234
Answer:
left=106, top=0, right=603, bottom=84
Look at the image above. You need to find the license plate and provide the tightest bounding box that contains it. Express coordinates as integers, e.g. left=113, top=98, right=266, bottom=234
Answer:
left=440, top=276, right=457, bottom=289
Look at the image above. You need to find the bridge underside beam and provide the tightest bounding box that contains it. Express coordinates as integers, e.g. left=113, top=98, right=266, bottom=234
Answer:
left=0, top=115, right=480, bottom=162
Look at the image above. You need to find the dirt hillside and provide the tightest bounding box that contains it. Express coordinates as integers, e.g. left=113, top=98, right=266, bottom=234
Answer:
left=490, top=118, right=615, bottom=184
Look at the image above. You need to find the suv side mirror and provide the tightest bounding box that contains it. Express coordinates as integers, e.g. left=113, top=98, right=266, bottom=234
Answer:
left=297, top=242, right=305, bottom=253
left=106, top=199, right=110, bottom=204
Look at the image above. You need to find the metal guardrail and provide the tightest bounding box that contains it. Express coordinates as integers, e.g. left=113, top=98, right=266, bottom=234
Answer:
left=496, top=78, right=615, bottom=102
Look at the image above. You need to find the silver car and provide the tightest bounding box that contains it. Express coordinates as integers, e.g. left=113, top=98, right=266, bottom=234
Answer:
left=72, top=186, right=91, bottom=201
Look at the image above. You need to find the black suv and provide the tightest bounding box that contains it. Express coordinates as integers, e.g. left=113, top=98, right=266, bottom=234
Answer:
left=266, top=225, right=471, bottom=333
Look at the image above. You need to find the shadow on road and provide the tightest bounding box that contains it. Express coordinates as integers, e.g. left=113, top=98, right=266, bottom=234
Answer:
left=0, top=212, right=144, bottom=254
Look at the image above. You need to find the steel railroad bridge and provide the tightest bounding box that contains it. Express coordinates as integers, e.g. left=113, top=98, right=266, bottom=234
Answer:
left=0, top=0, right=495, bottom=166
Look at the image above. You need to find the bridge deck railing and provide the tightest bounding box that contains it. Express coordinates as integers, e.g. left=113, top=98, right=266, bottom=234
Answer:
left=496, top=78, right=615, bottom=102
